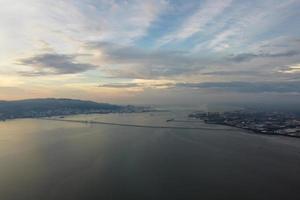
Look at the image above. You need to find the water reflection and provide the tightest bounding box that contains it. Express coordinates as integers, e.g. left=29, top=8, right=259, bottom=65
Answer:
left=0, top=112, right=300, bottom=200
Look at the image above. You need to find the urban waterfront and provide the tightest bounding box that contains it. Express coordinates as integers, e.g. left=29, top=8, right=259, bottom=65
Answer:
left=189, top=110, right=300, bottom=137
left=0, top=111, right=300, bottom=200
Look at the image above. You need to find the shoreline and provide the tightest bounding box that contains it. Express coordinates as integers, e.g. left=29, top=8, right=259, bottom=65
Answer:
left=0, top=110, right=158, bottom=122
left=205, top=121, right=300, bottom=138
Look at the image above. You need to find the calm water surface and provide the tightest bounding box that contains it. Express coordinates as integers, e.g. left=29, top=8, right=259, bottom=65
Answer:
left=0, top=112, right=300, bottom=200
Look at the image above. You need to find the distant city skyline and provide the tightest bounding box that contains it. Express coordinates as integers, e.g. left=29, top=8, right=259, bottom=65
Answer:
left=1, top=0, right=300, bottom=105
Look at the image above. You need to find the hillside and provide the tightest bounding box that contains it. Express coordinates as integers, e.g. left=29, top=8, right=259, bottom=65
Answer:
left=0, top=98, right=138, bottom=120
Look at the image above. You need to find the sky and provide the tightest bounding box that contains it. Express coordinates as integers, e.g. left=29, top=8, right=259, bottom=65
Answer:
left=1, top=0, right=300, bottom=105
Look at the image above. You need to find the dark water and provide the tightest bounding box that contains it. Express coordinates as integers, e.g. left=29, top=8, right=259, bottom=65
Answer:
left=0, top=112, right=300, bottom=200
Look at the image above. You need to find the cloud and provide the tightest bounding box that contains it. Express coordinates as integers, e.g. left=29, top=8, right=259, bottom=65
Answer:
left=99, top=83, right=140, bottom=88
left=86, top=37, right=300, bottom=81
left=177, top=81, right=300, bottom=93
left=205, top=28, right=237, bottom=51
left=0, top=0, right=168, bottom=71
left=87, top=42, right=208, bottom=79
left=17, top=53, right=97, bottom=76
left=201, top=70, right=263, bottom=76
left=1, top=0, right=300, bottom=103
left=193, top=0, right=300, bottom=52
left=99, top=79, right=175, bottom=89
left=100, top=79, right=300, bottom=94
left=83, top=0, right=168, bottom=44
left=279, top=63, right=300, bottom=74
left=229, top=50, right=300, bottom=62
left=158, top=0, right=232, bottom=45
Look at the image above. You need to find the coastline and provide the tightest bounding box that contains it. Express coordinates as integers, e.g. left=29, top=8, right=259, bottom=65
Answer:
left=204, top=121, right=300, bottom=138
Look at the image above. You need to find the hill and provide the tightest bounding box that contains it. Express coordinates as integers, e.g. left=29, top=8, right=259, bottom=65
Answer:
left=0, top=98, right=139, bottom=120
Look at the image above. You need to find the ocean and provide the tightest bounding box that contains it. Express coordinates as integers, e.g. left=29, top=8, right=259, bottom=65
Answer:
left=0, top=111, right=300, bottom=200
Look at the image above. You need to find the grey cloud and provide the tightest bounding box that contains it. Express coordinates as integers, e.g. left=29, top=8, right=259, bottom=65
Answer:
left=99, top=80, right=300, bottom=93
left=18, top=53, right=98, bottom=76
left=99, top=83, right=140, bottom=88
left=177, top=81, right=300, bottom=93
left=201, top=70, right=264, bottom=76
left=229, top=50, right=299, bottom=62
left=87, top=41, right=209, bottom=79
left=99, top=82, right=174, bottom=88
left=87, top=40, right=300, bottom=81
